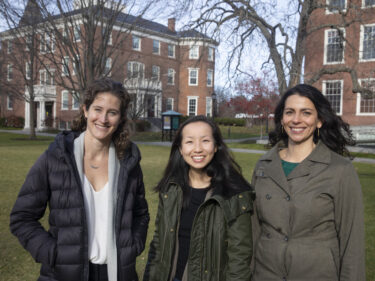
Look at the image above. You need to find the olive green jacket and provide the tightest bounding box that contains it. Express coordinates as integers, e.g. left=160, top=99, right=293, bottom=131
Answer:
left=143, top=182, right=253, bottom=281
left=251, top=141, right=365, bottom=281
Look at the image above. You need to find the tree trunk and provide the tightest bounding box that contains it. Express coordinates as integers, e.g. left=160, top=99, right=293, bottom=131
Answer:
left=29, top=99, right=36, bottom=140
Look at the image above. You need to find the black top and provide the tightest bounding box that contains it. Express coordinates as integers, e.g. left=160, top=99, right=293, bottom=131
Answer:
left=175, top=186, right=211, bottom=279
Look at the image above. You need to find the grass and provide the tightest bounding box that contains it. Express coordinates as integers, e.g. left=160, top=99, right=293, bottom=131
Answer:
left=0, top=132, right=374, bottom=280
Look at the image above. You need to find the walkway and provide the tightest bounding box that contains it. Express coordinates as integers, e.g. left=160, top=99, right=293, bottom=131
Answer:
left=1, top=129, right=375, bottom=164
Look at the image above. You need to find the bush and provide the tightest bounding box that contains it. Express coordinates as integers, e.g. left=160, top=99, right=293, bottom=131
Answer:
left=214, top=117, right=246, bottom=127
left=134, top=120, right=151, bottom=132
left=1, top=116, right=25, bottom=128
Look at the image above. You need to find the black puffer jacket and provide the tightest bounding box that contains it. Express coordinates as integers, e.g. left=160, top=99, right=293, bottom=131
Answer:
left=10, top=131, right=149, bottom=281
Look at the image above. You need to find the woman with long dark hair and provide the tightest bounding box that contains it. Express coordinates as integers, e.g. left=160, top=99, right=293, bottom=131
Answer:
left=251, top=84, right=365, bottom=280
left=10, top=78, right=149, bottom=281
left=143, top=115, right=253, bottom=281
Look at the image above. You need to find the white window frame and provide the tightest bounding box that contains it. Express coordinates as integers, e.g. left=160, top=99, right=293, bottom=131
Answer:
left=7, top=40, right=12, bottom=54
left=7, top=64, right=13, bottom=81
left=151, top=65, right=160, bottom=80
left=7, top=94, right=13, bottom=110
left=208, top=47, right=214, bottom=61
left=132, top=35, right=141, bottom=51
left=127, top=61, right=144, bottom=79
left=359, top=24, right=375, bottom=62
left=167, top=68, right=175, bottom=85
left=73, top=58, right=80, bottom=75
left=206, top=97, right=213, bottom=117
left=356, top=79, right=375, bottom=116
left=324, top=28, right=345, bottom=65
left=166, top=97, right=174, bottom=111
left=322, top=80, right=343, bottom=115
left=188, top=68, right=199, bottom=86
left=62, top=57, right=69, bottom=76
left=25, top=34, right=32, bottom=51
left=72, top=92, right=80, bottom=110
left=61, top=90, right=69, bottom=110
left=39, top=69, right=55, bottom=85
left=105, top=57, right=112, bottom=76
left=326, top=0, right=347, bottom=14
left=153, top=40, right=160, bottom=55
left=362, top=0, right=375, bottom=8
left=207, top=69, right=213, bottom=87
left=40, top=33, right=55, bottom=53
left=168, top=44, right=175, bottom=58
left=189, top=45, right=199, bottom=59
left=101, top=27, right=112, bottom=45
left=187, top=96, right=198, bottom=116
left=26, top=62, right=31, bottom=80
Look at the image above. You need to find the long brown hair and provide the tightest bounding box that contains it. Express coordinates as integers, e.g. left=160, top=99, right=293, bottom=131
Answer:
left=72, top=78, right=131, bottom=159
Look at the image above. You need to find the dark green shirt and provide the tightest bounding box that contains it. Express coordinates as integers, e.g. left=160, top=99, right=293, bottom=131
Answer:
left=281, top=159, right=299, bottom=177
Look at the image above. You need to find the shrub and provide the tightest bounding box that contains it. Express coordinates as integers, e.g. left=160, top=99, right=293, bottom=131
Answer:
left=214, top=117, right=246, bottom=127
left=2, top=116, right=25, bottom=128
left=134, top=120, right=151, bottom=132
left=0, top=117, right=6, bottom=127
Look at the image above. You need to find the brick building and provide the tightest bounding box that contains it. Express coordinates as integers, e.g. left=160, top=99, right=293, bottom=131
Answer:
left=305, top=0, right=375, bottom=126
left=0, top=1, right=217, bottom=130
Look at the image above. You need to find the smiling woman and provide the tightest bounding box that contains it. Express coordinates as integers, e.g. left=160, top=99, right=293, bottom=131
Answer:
left=251, top=84, right=365, bottom=281
left=143, top=115, right=253, bottom=281
left=9, top=78, right=150, bottom=281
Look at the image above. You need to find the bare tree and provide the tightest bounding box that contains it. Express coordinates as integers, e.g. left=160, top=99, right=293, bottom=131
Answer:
left=0, top=0, right=45, bottom=139
left=170, top=0, right=374, bottom=96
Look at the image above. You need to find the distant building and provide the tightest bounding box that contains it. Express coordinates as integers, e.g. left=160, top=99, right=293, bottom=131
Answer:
left=0, top=0, right=218, bottom=130
left=305, top=0, right=375, bottom=126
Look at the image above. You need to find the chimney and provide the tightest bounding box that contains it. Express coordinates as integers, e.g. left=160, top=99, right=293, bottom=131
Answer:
left=168, top=18, right=176, bottom=32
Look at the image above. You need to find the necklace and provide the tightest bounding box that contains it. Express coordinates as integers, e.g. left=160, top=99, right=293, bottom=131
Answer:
left=90, top=164, right=99, bottom=169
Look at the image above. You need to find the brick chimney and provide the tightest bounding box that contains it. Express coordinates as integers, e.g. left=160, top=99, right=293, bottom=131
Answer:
left=168, top=18, right=176, bottom=32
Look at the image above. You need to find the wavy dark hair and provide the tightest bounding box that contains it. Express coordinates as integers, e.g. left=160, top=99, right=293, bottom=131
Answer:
left=269, top=84, right=355, bottom=157
left=71, top=78, right=131, bottom=159
left=155, top=115, right=251, bottom=207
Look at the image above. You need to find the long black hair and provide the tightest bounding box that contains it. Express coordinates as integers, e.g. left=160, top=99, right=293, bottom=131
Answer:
left=269, top=84, right=355, bottom=157
left=155, top=115, right=250, bottom=207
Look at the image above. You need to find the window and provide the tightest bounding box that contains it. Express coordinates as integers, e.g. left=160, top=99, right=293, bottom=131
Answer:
left=167, top=68, right=175, bottom=85
left=357, top=79, right=375, bottom=115
left=166, top=98, right=174, bottom=111
left=327, top=0, right=346, bottom=13
left=73, top=58, right=80, bottom=75
left=132, top=35, right=141, bottom=50
left=40, top=33, right=55, bottom=53
left=207, top=69, right=213, bottom=87
left=25, top=34, right=32, bottom=51
left=168, top=44, right=175, bottom=58
left=189, top=68, right=198, bottom=86
left=151, top=65, right=160, bottom=80
left=153, top=40, right=160, bottom=54
left=7, top=40, right=12, bottom=54
left=26, top=62, right=31, bottom=80
left=323, top=80, right=343, bottom=115
left=189, top=45, right=199, bottom=59
left=7, top=64, right=13, bottom=81
left=40, top=69, right=55, bottom=85
left=363, top=0, right=375, bottom=7
left=7, top=94, right=14, bottom=110
left=61, top=90, right=69, bottom=110
left=105, top=58, right=112, bottom=76
left=62, top=57, right=69, bottom=76
left=127, top=61, right=144, bottom=79
left=206, top=97, right=212, bottom=117
left=72, top=92, right=80, bottom=110
left=188, top=97, right=198, bottom=116
left=208, top=47, right=214, bottom=61
left=74, top=26, right=81, bottom=42
left=101, top=28, right=112, bottom=45
left=324, top=29, right=345, bottom=64
left=360, top=24, right=375, bottom=61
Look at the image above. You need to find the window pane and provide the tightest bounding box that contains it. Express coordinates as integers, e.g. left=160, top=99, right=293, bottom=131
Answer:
left=168, top=68, right=174, bottom=84
left=207, top=70, right=213, bottom=86
left=168, top=44, right=175, bottom=57
left=325, top=81, right=342, bottom=113
left=326, top=30, right=344, bottom=63
left=166, top=98, right=173, bottom=111
left=62, top=92, right=69, bottom=110
left=365, top=0, right=375, bottom=6
left=188, top=99, right=196, bottom=116
left=132, top=35, right=140, bottom=50
left=360, top=80, right=375, bottom=113
left=189, top=69, right=198, bottom=85
left=328, top=0, right=345, bottom=12
left=206, top=97, right=212, bottom=117
left=363, top=26, right=375, bottom=60
left=153, top=40, right=160, bottom=54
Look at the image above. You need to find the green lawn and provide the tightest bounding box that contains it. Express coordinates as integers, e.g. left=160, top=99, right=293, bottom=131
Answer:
left=0, top=132, right=374, bottom=280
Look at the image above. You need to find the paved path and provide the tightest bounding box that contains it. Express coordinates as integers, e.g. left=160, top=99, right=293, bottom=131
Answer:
left=2, top=129, right=375, bottom=164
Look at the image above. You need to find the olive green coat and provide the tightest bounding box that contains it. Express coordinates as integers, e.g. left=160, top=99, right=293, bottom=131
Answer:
left=143, top=182, right=253, bottom=281
left=251, top=141, right=365, bottom=281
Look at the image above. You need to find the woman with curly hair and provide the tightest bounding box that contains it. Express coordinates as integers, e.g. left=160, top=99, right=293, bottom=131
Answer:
left=143, top=115, right=253, bottom=281
left=251, top=84, right=365, bottom=281
left=10, top=78, right=149, bottom=281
